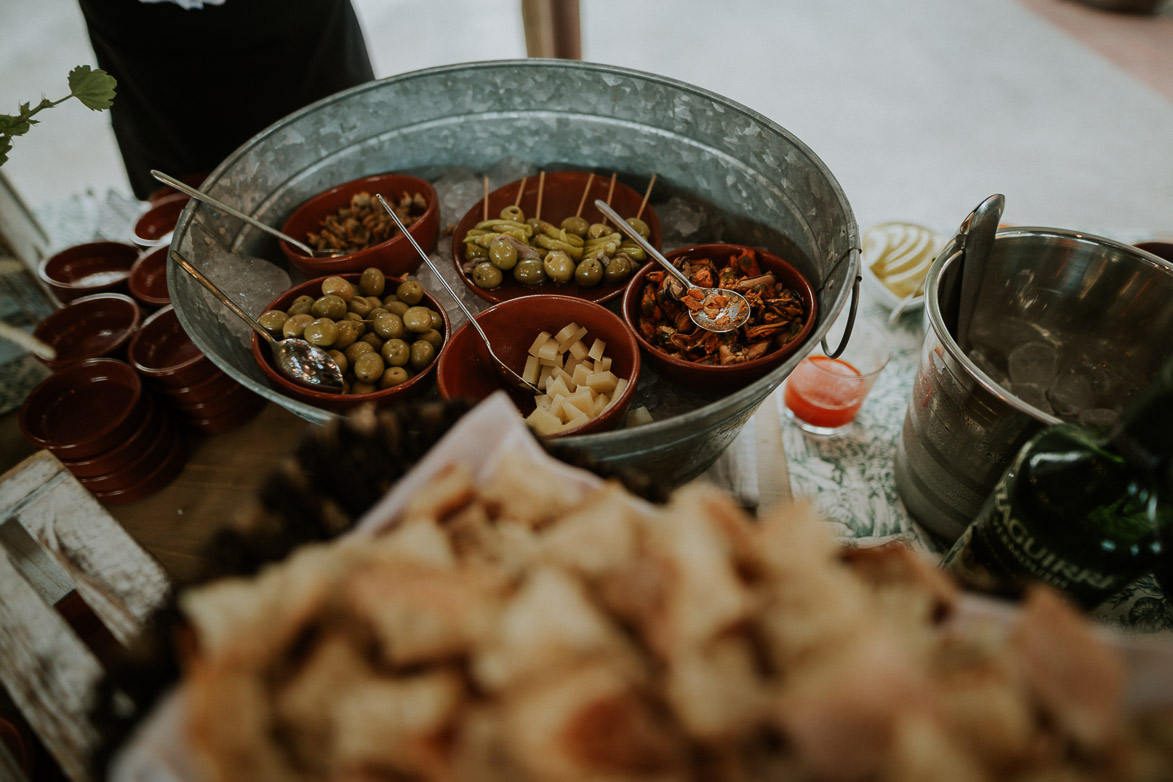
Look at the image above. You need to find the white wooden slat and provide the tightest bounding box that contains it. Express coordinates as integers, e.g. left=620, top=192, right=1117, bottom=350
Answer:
left=1, top=452, right=171, bottom=645
left=0, top=549, right=102, bottom=782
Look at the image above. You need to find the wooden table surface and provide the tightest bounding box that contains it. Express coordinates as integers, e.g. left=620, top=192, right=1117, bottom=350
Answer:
left=103, top=402, right=313, bottom=584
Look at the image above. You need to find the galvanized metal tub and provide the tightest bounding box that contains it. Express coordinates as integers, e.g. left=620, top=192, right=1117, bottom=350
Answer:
left=167, top=60, right=859, bottom=483
left=895, top=228, right=1173, bottom=541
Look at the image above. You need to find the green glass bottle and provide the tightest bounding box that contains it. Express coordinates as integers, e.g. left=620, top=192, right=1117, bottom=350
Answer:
left=941, top=357, right=1173, bottom=610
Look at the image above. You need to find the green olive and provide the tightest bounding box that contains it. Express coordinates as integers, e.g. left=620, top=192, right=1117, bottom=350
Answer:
left=625, top=217, right=651, bottom=240
left=561, top=215, right=590, bottom=237
left=499, top=204, right=525, bottom=222
left=287, top=295, right=315, bottom=317
left=359, top=332, right=383, bottom=350
left=258, top=310, right=287, bottom=338
left=587, top=222, right=611, bottom=240
left=372, top=311, right=405, bottom=340
left=513, top=257, right=545, bottom=285
left=311, top=294, right=347, bottom=320
left=381, top=338, right=410, bottom=367
left=396, top=280, right=424, bottom=305
left=302, top=318, right=338, bottom=347
left=351, top=381, right=378, bottom=395
left=603, top=254, right=633, bottom=285
left=344, top=340, right=374, bottom=365
left=321, top=276, right=355, bottom=302
left=403, top=306, right=434, bottom=333
left=359, top=267, right=386, bottom=297
left=347, top=296, right=373, bottom=317
left=353, top=351, right=386, bottom=383
left=617, top=243, right=646, bottom=262
left=385, top=300, right=410, bottom=317
left=282, top=313, right=314, bottom=339
left=574, top=257, right=604, bottom=287
left=428, top=309, right=444, bottom=331
left=488, top=237, right=518, bottom=270
left=543, top=250, right=576, bottom=283
left=379, top=366, right=410, bottom=389
left=382, top=293, right=399, bottom=306
left=332, top=320, right=362, bottom=350
left=328, top=349, right=348, bottom=375
left=472, top=261, right=504, bottom=289
left=409, top=339, right=436, bottom=370
left=418, top=328, right=444, bottom=350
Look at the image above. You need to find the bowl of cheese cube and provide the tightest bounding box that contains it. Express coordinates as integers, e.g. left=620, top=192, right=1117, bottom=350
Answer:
left=436, top=294, right=639, bottom=437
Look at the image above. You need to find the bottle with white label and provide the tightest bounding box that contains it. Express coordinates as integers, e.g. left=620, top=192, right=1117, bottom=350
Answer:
left=941, top=358, right=1173, bottom=610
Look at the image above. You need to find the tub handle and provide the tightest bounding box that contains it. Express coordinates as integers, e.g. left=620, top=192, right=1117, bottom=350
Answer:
left=820, top=246, right=861, bottom=359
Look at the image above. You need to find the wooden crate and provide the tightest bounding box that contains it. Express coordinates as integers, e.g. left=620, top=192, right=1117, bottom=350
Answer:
left=0, top=451, right=170, bottom=782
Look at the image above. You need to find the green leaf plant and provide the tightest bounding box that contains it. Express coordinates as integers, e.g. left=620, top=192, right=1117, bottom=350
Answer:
left=0, top=65, right=117, bottom=166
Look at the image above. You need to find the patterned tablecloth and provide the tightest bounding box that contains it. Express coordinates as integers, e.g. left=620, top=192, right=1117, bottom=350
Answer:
left=774, top=293, right=1173, bottom=635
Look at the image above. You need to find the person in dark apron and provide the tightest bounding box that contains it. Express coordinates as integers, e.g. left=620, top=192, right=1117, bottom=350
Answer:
left=77, top=0, right=375, bottom=200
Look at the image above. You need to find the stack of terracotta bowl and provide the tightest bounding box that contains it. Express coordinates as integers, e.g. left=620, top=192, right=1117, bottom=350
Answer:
left=18, top=358, right=187, bottom=504
left=129, top=305, right=264, bottom=434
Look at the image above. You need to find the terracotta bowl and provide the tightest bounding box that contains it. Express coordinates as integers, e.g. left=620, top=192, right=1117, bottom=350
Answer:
left=76, top=408, right=179, bottom=494
left=18, top=358, right=148, bottom=460
left=170, top=378, right=259, bottom=419
left=621, top=243, right=818, bottom=393
left=251, top=273, right=449, bottom=413
left=184, top=396, right=266, bottom=435
left=128, top=305, right=221, bottom=390
left=132, top=193, right=188, bottom=248
left=85, top=431, right=187, bottom=505
left=436, top=294, right=639, bottom=437
left=1135, top=241, right=1173, bottom=263
left=38, top=241, right=138, bottom=303
left=160, top=366, right=246, bottom=408
left=451, top=171, right=662, bottom=306
left=32, top=292, right=142, bottom=372
left=127, top=245, right=171, bottom=309
left=58, top=393, right=168, bottom=478
left=278, top=173, right=440, bottom=278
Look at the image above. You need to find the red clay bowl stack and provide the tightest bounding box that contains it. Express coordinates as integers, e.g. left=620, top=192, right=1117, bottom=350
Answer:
left=31, top=292, right=142, bottom=372
left=127, top=245, right=172, bottom=310
left=621, top=243, right=818, bottom=393
left=129, top=305, right=264, bottom=434
left=278, top=172, right=440, bottom=278
left=436, top=294, right=639, bottom=438
left=131, top=192, right=189, bottom=249
left=18, top=358, right=186, bottom=504
left=250, top=272, right=450, bottom=413
left=37, top=240, right=139, bottom=304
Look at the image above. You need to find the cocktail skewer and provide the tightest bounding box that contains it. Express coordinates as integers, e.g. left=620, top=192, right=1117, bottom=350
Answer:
left=575, top=172, right=596, bottom=217
left=636, top=174, right=657, bottom=221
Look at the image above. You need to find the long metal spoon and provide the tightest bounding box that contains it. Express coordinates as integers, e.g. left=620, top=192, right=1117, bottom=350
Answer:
left=954, top=193, right=1005, bottom=351
left=169, top=250, right=345, bottom=393
left=375, top=194, right=542, bottom=395
left=594, top=200, right=751, bottom=332
left=151, top=170, right=344, bottom=258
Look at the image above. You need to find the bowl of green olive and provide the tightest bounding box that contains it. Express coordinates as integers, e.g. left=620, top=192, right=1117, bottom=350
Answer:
left=250, top=268, right=449, bottom=412
left=451, top=170, right=661, bottom=306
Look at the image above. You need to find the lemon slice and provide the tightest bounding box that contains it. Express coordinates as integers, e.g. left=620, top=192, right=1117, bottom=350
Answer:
left=862, top=222, right=943, bottom=300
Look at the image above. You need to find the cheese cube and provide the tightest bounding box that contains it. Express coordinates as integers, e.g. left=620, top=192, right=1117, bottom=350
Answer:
left=586, top=370, right=619, bottom=394
left=587, top=338, right=607, bottom=361
left=526, top=407, right=565, bottom=435
left=522, top=355, right=541, bottom=385
left=528, top=331, right=553, bottom=357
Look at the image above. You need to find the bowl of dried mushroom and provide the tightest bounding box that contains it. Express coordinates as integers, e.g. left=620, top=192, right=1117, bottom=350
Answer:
left=278, top=171, right=440, bottom=279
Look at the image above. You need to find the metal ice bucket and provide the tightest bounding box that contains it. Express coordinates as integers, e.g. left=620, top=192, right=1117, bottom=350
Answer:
left=895, top=228, right=1173, bottom=541
left=167, top=60, right=860, bottom=483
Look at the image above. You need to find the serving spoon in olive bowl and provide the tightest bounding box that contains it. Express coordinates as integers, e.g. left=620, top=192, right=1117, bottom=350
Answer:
left=170, top=250, right=345, bottom=393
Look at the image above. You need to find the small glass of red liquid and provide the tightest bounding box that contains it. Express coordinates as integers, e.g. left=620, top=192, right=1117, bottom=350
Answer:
left=783, top=322, right=890, bottom=435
